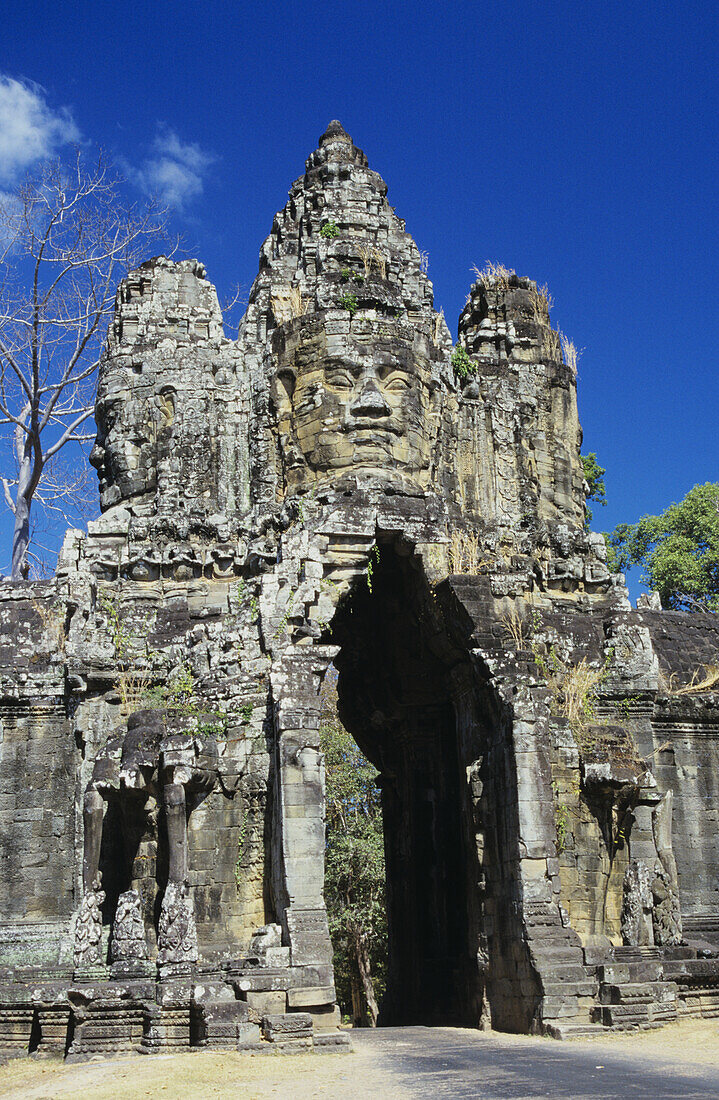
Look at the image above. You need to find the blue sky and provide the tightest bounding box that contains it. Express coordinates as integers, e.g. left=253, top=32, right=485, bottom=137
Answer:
left=1, top=0, right=717, bottom=593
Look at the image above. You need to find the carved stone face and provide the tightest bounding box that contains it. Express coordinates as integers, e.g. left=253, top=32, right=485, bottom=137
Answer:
left=90, top=388, right=163, bottom=510
left=272, top=319, right=437, bottom=492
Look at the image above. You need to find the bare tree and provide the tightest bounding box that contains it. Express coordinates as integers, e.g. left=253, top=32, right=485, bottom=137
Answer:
left=0, top=151, right=167, bottom=580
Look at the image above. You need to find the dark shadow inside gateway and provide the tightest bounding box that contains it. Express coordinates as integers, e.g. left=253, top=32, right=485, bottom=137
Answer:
left=328, top=540, right=534, bottom=1029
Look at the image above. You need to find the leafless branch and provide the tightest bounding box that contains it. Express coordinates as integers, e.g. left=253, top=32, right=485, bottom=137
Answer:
left=0, top=148, right=169, bottom=578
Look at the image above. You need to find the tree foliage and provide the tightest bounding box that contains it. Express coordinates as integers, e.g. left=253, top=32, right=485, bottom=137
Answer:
left=0, top=150, right=167, bottom=579
left=609, top=482, right=719, bottom=611
left=320, top=675, right=386, bottom=1026
left=581, top=452, right=607, bottom=526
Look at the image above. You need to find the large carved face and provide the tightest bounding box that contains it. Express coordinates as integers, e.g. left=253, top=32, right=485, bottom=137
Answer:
left=272, top=318, right=437, bottom=492
left=90, top=386, right=164, bottom=510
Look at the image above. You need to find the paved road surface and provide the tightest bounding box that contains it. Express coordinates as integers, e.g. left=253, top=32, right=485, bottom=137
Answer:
left=2, top=1021, right=719, bottom=1099
left=350, top=1025, right=719, bottom=1099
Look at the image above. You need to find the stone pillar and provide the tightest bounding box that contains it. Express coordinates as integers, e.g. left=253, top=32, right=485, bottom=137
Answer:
left=110, top=889, right=151, bottom=978
left=73, top=875, right=106, bottom=975
left=621, top=776, right=666, bottom=948
left=82, top=789, right=105, bottom=894
left=651, top=790, right=682, bottom=945
left=157, top=779, right=197, bottom=976
left=270, top=649, right=337, bottom=1011
left=163, top=783, right=188, bottom=885
left=622, top=860, right=654, bottom=946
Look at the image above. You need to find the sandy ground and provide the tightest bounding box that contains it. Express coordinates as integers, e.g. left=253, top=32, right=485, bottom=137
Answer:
left=0, top=1019, right=718, bottom=1100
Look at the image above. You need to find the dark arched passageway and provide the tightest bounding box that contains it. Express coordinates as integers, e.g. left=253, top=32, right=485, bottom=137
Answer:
left=328, top=541, right=488, bottom=1027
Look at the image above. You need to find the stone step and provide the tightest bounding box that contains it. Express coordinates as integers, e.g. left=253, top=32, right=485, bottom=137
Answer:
left=677, top=992, right=719, bottom=1018
left=599, top=981, right=677, bottom=1005
left=542, top=980, right=598, bottom=999
left=541, top=995, right=597, bottom=1020
left=544, top=1022, right=611, bottom=1041
left=314, top=1030, right=352, bottom=1051
left=611, top=946, right=661, bottom=961
left=538, top=964, right=591, bottom=984
left=664, top=958, right=719, bottom=983
left=597, top=962, right=663, bottom=985
left=599, top=1002, right=677, bottom=1028
left=529, top=940, right=585, bottom=958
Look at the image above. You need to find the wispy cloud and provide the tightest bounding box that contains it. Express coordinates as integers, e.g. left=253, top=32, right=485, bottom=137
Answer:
left=0, top=75, right=80, bottom=185
left=138, top=127, right=215, bottom=209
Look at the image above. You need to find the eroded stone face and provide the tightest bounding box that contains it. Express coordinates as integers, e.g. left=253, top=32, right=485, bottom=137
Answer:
left=90, top=389, right=159, bottom=509
left=271, top=318, right=437, bottom=492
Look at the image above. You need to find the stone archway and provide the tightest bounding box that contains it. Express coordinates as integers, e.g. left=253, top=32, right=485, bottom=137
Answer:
left=269, top=536, right=544, bottom=1033
left=329, top=541, right=478, bottom=1026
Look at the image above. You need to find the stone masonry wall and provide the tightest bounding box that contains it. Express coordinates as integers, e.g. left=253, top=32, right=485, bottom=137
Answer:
left=0, top=121, right=717, bottom=1056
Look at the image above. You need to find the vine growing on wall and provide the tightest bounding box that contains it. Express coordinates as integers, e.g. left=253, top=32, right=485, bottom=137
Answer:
left=366, top=544, right=380, bottom=593
left=99, top=591, right=153, bottom=715
left=552, top=778, right=580, bottom=854
left=234, top=802, right=250, bottom=894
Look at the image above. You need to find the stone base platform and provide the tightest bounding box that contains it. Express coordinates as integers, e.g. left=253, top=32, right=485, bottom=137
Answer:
left=0, top=964, right=350, bottom=1061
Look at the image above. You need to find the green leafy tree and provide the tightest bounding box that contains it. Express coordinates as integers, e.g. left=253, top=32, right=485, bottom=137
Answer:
left=602, top=532, right=620, bottom=574
left=581, top=452, right=607, bottom=525
left=320, top=676, right=386, bottom=1026
left=609, top=482, right=719, bottom=610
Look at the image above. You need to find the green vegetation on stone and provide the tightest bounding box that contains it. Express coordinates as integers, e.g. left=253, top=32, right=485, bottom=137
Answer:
left=451, top=345, right=476, bottom=380
left=321, top=675, right=386, bottom=1026
left=338, top=291, right=358, bottom=316
left=581, top=452, right=607, bottom=526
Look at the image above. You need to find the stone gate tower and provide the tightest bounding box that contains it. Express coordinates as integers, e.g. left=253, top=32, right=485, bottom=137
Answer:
left=0, top=122, right=718, bottom=1057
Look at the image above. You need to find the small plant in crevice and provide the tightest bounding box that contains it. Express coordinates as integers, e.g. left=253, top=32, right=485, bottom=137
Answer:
left=446, top=529, right=492, bottom=575
left=560, top=333, right=582, bottom=376
left=532, top=644, right=645, bottom=768
left=529, top=281, right=554, bottom=326
left=240, top=703, right=254, bottom=723
left=164, top=660, right=196, bottom=710
left=234, top=803, right=250, bottom=894
left=99, top=591, right=154, bottom=716
left=293, top=484, right=318, bottom=527
left=338, top=291, right=358, bottom=316
left=615, top=694, right=642, bottom=721
left=357, top=243, right=387, bottom=280
left=555, top=801, right=570, bottom=854
left=532, top=646, right=604, bottom=746
left=340, top=268, right=351, bottom=282
left=316, top=575, right=340, bottom=633
left=451, top=345, right=476, bottom=380
left=663, top=663, right=719, bottom=695
left=320, top=220, right=340, bottom=239
left=552, top=778, right=581, bottom=854
left=501, top=605, right=532, bottom=649
left=366, top=544, right=380, bottom=593
left=471, top=261, right=515, bottom=290
left=273, top=587, right=297, bottom=639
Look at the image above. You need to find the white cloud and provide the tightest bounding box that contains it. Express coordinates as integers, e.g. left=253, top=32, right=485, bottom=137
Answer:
left=138, top=128, right=215, bottom=209
left=0, top=76, right=80, bottom=184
